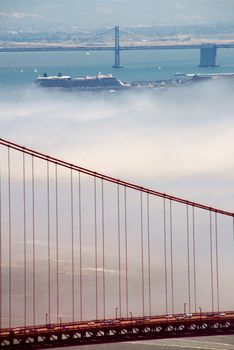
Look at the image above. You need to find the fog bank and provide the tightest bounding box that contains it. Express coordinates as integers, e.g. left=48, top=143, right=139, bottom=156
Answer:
left=1, top=81, right=233, bottom=209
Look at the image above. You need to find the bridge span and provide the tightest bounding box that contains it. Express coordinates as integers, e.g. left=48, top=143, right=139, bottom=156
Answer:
left=2, top=312, right=234, bottom=349
left=1, top=26, right=234, bottom=67
left=0, top=138, right=234, bottom=348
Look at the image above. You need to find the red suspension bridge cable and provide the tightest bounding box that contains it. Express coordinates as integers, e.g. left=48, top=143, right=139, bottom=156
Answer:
left=124, top=186, right=129, bottom=318
left=210, top=211, right=214, bottom=313
left=1, top=138, right=234, bottom=330
left=187, top=205, right=191, bottom=314
left=140, top=191, right=145, bottom=318
left=78, top=172, right=83, bottom=322
left=71, top=169, right=75, bottom=324
left=147, top=194, right=151, bottom=317
left=215, top=212, right=220, bottom=313
left=55, top=164, right=59, bottom=324
left=0, top=161, right=2, bottom=330
left=46, top=161, right=51, bottom=325
left=101, top=179, right=106, bottom=320
left=117, top=185, right=121, bottom=319
left=192, top=206, right=197, bottom=313
left=7, top=147, right=12, bottom=328
left=23, top=152, right=27, bottom=328
left=0, top=138, right=233, bottom=218
left=170, top=200, right=174, bottom=315
left=94, top=177, right=98, bottom=320
left=163, top=198, right=168, bottom=315
left=31, top=157, right=36, bottom=327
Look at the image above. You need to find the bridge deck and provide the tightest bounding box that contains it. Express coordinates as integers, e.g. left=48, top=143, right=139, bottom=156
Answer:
left=1, top=312, right=234, bottom=349
left=1, top=43, right=234, bottom=53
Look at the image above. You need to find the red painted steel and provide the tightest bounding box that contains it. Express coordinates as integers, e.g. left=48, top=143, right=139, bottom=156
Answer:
left=1, top=312, right=234, bottom=349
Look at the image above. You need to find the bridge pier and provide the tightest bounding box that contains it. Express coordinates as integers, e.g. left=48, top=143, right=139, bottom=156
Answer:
left=112, top=26, right=122, bottom=68
left=199, top=44, right=218, bottom=67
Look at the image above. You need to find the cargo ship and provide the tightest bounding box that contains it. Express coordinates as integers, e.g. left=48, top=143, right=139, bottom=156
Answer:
left=35, top=73, right=128, bottom=90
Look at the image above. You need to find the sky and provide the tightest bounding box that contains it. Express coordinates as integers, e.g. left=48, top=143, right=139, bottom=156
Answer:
left=1, top=0, right=234, bottom=29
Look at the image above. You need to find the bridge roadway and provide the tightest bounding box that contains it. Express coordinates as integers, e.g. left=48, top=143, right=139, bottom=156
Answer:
left=1, top=43, right=234, bottom=52
left=1, top=311, right=234, bottom=349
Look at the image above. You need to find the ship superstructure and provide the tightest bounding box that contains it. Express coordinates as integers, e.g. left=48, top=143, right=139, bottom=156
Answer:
left=36, top=73, right=127, bottom=90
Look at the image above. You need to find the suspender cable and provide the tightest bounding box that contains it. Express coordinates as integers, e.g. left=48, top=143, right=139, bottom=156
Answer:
left=170, top=200, right=174, bottom=315
left=209, top=211, right=214, bottom=313
left=124, top=186, right=129, bottom=318
left=101, top=180, right=106, bottom=320
left=8, top=147, right=12, bottom=328
left=186, top=205, right=191, bottom=313
left=55, top=164, right=59, bottom=322
left=78, top=172, right=83, bottom=321
left=163, top=197, right=168, bottom=315
left=117, top=184, right=121, bottom=318
left=23, top=152, right=27, bottom=327
left=232, top=216, right=234, bottom=240
left=94, top=177, right=98, bottom=320
left=140, top=191, right=145, bottom=318
left=70, top=169, right=75, bottom=323
left=192, top=206, right=197, bottom=313
left=147, top=194, right=151, bottom=317
left=215, top=213, right=219, bottom=313
left=31, top=157, right=36, bottom=327
left=46, top=160, right=51, bottom=324
left=0, top=163, right=2, bottom=329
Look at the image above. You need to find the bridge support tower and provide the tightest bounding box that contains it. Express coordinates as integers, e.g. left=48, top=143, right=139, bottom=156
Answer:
left=112, top=26, right=122, bottom=68
left=199, top=44, right=218, bottom=67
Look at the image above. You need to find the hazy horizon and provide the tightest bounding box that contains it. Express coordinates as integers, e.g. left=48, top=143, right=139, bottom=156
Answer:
left=1, top=0, right=234, bottom=30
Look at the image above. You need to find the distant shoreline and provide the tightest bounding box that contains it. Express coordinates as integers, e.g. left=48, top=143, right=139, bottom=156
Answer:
left=1, top=38, right=234, bottom=52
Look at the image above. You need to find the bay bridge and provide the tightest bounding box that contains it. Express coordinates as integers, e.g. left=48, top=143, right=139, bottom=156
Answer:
left=0, top=137, right=234, bottom=349
left=1, top=26, right=234, bottom=68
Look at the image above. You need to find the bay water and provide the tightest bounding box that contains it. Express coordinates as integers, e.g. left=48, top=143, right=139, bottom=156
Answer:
left=0, top=48, right=234, bottom=87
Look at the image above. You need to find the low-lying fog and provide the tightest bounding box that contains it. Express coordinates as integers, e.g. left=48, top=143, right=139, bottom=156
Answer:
left=1, top=80, right=234, bottom=208
left=1, top=80, right=234, bottom=326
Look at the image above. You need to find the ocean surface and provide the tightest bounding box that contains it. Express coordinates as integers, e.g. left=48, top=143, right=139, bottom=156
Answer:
left=1, top=48, right=234, bottom=349
left=51, top=335, right=234, bottom=350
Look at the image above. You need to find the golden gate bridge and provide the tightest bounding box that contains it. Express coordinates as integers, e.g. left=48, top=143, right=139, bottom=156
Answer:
left=0, top=137, right=234, bottom=349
